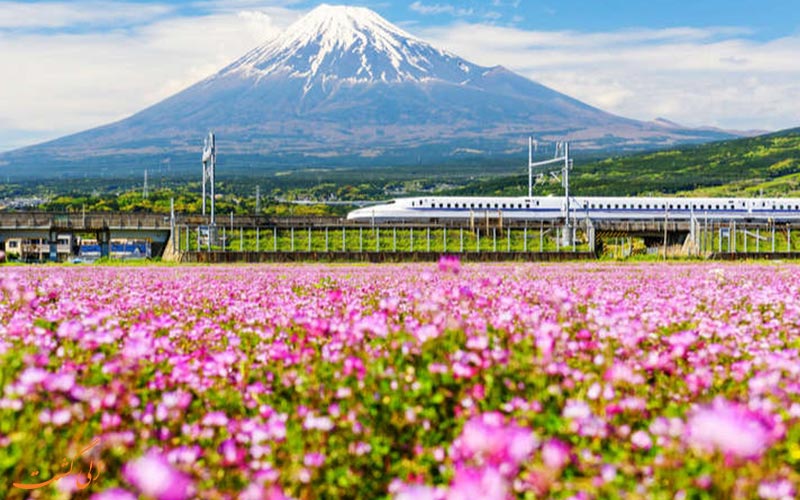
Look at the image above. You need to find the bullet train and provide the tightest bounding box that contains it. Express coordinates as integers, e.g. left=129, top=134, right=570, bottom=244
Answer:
left=346, top=196, right=800, bottom=222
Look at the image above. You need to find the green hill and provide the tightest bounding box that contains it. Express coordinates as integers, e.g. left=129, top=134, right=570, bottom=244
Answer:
left=447, top=127, right=800, bottom=198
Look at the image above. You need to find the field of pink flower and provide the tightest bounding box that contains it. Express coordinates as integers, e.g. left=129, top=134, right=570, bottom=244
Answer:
left=1, top=261, right=799, bottom=499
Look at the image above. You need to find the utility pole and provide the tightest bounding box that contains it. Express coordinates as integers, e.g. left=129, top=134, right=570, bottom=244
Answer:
left=201, top=131, right=217, bottom=246
left=202, top=132, right=216, bottom=226
left=529, top=138, right=573, bottom=247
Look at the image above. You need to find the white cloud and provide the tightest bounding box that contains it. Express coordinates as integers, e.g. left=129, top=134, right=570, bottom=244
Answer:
left=409, top=2, right=473, bottom=17
left=420, top=23, right=800, bottom=131
left=0, top=1, right=174, bottom=29
left=0, top=4, right=301, bottom=151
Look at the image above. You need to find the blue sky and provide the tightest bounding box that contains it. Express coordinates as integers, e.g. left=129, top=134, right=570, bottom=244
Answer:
left=0, top=0, right=799, bottom=151
left=6, top=0, right=797, bottom=37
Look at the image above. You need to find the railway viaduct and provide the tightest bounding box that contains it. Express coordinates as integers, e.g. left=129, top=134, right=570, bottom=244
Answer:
left=0, top=211, right=796, bottom=261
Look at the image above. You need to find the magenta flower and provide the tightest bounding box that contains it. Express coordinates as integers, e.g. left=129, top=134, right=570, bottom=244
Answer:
left=240, top=484, right=294, bottom=500
left=446, top=466, right=507, bottom=500
left=123, top=450, right=193, bottom=500
left=541, top=438, right=571, bottom=470
left=631, top=430, right=653, bottom=450
left=438, top=255, right=461, bottom=274
left=685, top=398, right=777, bottom=460
left=393, top=484, right=442, bottom=500
left=91, top=488, right=137, bottom=500
left=758, top=479, right=796, bottom=499
left=219, top=438, right=246, bottom=466
left=303, top=452, right=326, bottom=467
left=454, top=412, right=536, bottom=471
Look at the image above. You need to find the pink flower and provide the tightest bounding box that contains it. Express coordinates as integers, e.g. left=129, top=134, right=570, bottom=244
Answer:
left=685, top=398, right=777, bottom=460
left=91, top=488, right=137, bottom=500
left=454, top=412, right=536, bottom=471
left=240, top=484, right=294, bottom=500
left=51, top=408, right=72, bottom=426
left=19, top=366, right=48, bottom=386
left=303, top=452, right=325, bottom=467
left=631, top=430, right=653, bottom=450
left=438, top=255, right=461, bottom=274
left=219, top=439, right=245, bottom=466
left=758, top=479, right=796, bottom=499
left=541, top=438, right=571, bottom=470
left=201, top=411, right=229, bottom=427
left=446, top=466, right=507, bottom=500
left=394, top=484, right=441, bottom=500
left=123, top=450, right=193, bottom=500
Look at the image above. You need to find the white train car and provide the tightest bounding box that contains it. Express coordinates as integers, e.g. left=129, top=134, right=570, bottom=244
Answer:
left=347, top=196, right=800, bottom=222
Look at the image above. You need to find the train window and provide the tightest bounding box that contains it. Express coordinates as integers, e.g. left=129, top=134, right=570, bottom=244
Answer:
left=646, top=204, right=650, bottom=209
left=536, top=201, right=540, bottom=206
left=494, top=204, right=499, bottom=209
left=447, top=203, right=451, bottom=208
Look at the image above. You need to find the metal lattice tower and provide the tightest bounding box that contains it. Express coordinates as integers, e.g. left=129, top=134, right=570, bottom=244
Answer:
left=202, top=132, right=216, bottom=226
left=528, top=137, right=574, bottom=245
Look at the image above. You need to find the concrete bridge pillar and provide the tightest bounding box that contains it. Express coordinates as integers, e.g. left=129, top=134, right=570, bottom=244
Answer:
left=97, top=229, right=111, bottom=258
left=48, top=229, right=58, bottom=262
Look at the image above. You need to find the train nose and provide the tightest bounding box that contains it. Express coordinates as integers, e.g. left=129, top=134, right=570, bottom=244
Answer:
left=346, top=207, right=370, bottom=220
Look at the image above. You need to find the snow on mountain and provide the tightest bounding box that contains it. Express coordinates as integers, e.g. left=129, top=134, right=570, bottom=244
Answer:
left=222, top=4, right=476, bottom=88
left=0, top=4, right=739, bottom=177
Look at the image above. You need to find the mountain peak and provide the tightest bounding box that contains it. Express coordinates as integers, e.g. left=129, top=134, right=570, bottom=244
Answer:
left=290, top=4, right=413, bottom=40
left=219, top=3, right=475, bottom=91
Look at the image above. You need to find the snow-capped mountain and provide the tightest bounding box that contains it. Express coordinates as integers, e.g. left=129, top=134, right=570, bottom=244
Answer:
left=224, top=5, right=476, bottom=87
left=1, top=4, right=736, bottom=177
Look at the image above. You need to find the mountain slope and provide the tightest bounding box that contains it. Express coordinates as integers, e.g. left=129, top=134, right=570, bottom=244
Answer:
left=1, top=4, right=738, bottom=179
left=448, top=127, right=800, bottom=197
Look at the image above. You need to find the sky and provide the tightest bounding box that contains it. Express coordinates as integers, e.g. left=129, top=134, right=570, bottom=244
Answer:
left=1, top=0, right=799, bottom=152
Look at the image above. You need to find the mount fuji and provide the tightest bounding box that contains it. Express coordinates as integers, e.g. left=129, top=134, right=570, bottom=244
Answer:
left=2, top=4, right=737, bottom=178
